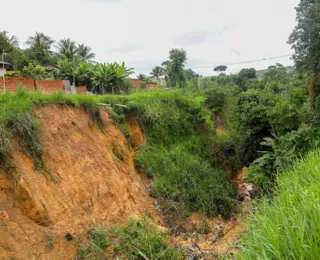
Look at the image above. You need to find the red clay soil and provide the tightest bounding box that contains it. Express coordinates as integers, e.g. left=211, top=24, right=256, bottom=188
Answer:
left=126, top=118, right=146, bottom=147
left=0, top=105, right=160, bottom=259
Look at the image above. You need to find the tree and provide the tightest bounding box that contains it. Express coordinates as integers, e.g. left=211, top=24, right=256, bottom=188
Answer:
left=55, top=38, right=77, bottom=61
left=150, top=66, right=164, bottom=79
left=91, top=62, right=133, bottom=94
left=233, top=68, right=257, bottom=90
left=214, top=65, right=227, bottom=74
left=263, top=63, right=288, bottom=84
left=24, top=32, right=54, bottom=65
left=288, top=0, right=320, bottom=73
left=137, top=74, right=146, bottom=80
left=77, top=44, right=95, bottom=62
left=0, top=33, right=13, bottom=53
left=167, top=49, right=187, bottom=88
left=22, top=63, right=47, bottom=90
left=288, top=0, right=320, bottom=120
left=0, top=31, right=19, bottom=47
left=54, top=56, right=85, bottom=85
left=185, top=68, right=199, bottom=80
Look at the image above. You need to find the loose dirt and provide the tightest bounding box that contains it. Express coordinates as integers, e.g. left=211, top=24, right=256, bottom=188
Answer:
left=0, top=105, right=160, bottom=259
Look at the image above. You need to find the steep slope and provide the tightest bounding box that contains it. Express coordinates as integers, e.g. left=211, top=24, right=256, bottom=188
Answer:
left=0, top=105, right=159, bottom=259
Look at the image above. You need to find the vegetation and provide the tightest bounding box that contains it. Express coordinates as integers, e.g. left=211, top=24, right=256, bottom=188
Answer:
left=76, top=217, right=182, bottom=260
left=237, top=150, right=320, bottom=259
left=99, top=90, right=235, bottom=218
left=0, top=31, right=132, bottom=94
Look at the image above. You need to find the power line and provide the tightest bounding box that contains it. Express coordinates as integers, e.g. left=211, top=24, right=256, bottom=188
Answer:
left=133, top=54, right=292, bottom=70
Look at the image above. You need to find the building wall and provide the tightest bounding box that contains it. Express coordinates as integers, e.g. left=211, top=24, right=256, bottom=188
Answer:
left=76, top=86, right=87, bottom=94
left=131, top=79, right=158, bottom=90
left=0, top=78, right=64, bottom=93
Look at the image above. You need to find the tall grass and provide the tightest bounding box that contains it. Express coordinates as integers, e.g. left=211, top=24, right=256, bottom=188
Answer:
left=237, top=150, right=320, bottom=259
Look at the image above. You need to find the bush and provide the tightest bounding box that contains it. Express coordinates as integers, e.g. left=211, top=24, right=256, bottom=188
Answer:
left=247, top=127, right=320, bottom=192
left=134, top=145, right=235, bottom=218
left=99, top=90, right=208, bottom=146
left=237, top=150, right=320, bottom=259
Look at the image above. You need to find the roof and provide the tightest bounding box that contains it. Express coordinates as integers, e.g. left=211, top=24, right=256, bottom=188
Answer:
left=0, top=61, right=11, bottom=65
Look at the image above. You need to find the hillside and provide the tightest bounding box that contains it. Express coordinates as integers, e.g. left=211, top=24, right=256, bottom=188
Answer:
left=0, top=90, right=240, bottom=259
left=0, top=104, right=160, bottom=259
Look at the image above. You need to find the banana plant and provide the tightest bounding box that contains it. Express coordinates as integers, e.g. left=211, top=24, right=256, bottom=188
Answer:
left=91, top=63, right=114, bottom=94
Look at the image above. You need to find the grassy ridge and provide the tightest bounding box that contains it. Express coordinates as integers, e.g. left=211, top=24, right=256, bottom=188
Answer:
left=237, top=150, right=320, bottom=259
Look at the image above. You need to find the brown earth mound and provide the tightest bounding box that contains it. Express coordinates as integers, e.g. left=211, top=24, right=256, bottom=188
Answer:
left=0, top=105, right=160, bottom=259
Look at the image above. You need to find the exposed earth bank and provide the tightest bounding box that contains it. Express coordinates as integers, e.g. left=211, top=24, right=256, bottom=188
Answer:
left=0, top=105, right=160, bottom=259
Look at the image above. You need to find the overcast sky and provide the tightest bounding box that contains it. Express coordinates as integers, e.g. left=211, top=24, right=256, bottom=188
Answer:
left=3, top=0, right=299, bottom=76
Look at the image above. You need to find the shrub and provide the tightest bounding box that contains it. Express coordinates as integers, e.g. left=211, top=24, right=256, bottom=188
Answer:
left=247, top=127, right=320, bottom=192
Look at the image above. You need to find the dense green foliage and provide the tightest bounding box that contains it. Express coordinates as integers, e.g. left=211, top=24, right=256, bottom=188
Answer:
left=199, top=65, right=312, bottom=191
left=134, top=146, right=234, bottom=217
left=237, top=150, right=320, bottom=259
left=289, top=0, right=320, bottom=74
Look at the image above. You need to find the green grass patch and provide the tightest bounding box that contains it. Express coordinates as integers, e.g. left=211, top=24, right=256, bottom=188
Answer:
left=109, top=217, right=182, bottom=259
left=76, top=218, right=182, bottom=259
left=237, top=150, right=320, bottom=259
left=134, top=145, right=235, bottom=218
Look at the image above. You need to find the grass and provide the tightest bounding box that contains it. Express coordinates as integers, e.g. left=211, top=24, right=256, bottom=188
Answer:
left=76, top=218, right=182, bottom=260
left=109, top=217, right=182, bottom=259
left=237, top=150, right=320, bottom=259
left=134, top=145, right=235, bottom=218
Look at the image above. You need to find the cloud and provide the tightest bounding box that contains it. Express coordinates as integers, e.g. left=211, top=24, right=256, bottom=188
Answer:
left=110, top=44, right=141, bottom=53
left=172, top=31, right=214, bottom=46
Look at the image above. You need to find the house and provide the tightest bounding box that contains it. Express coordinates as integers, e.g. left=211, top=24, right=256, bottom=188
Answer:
left=0, top=61, right=12, bottom=70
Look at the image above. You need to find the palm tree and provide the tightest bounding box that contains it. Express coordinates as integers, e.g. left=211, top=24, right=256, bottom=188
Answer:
left=137, top=74, right=146, bottom=80
left=25, top=32, right=54, bottom=51
left=77, top=44, right=95, bottom=62
left=150, top=66, right=164, bottom=79
left=55, top=38, right=77, bottom=60
left=0, top=31, right=19, bottom=47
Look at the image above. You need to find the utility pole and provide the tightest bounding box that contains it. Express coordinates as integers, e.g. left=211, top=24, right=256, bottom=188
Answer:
left=2, top=50, right=5, bottom=92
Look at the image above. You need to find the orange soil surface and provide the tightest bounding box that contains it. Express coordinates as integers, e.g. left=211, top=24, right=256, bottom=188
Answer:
left=0, top=105, right=160, bottom=259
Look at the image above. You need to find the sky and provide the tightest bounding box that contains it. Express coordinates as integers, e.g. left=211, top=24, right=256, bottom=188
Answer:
left=2, top=0, right=300, bottom=76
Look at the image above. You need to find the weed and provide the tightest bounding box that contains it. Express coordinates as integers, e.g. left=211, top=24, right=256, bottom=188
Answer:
left=109, top=217, right=182, bottom=259
left=45, top=232, right=54, bottom=250
left=76, top=228, right=109, bottom=260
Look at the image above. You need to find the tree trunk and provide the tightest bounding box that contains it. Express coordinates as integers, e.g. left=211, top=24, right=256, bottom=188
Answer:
left=213, top=110, right=218, bottom=136
left=33, top=79, right=37, bottom=91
